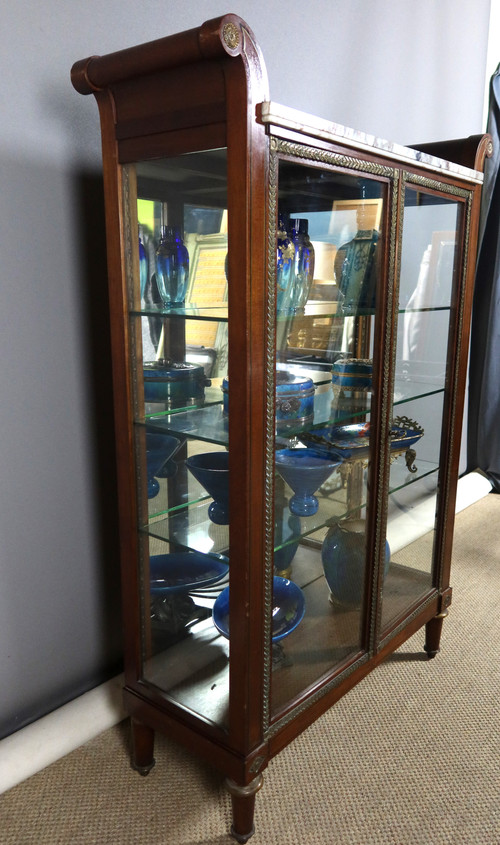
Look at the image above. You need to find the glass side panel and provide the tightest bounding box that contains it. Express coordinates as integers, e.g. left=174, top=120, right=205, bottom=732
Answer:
left=270, top=158, right=385, bottom=718
left=129, top=150, right=231, bottom=730
left=380, top=185, right=461, bottom=635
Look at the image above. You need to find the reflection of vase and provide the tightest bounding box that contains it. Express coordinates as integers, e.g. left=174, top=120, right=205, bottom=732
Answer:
left=139, top=227, right=149, bottom=299
left=185, top=451, right=229, bottom=525
left=276, top=448, right=340, bottom=516
left=274, top=509, right=301, bottom=576
left=146, top=432, right=181, bottom=498
left=289, top=218, right=315, bottom=310
left=276, top=213, right=295, bottom=313
left=155, top=226, right=189, bottom=306
left=321, top=519, right=390, bottom=607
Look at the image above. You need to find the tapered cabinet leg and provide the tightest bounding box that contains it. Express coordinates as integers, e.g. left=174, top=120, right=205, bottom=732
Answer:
left=130, top=718, right=156, bottom=775
left=226, top=774, right=264, bottom=843
left=424, top=609, right=449, bottom=659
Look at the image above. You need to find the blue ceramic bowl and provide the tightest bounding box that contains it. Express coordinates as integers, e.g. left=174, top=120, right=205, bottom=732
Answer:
left=212, top=576, right=305, bottom=642
left=275, top=448, right=341, bottom=516
left=185, top=451, right=230, bottom=525
left=149, top=552, right=229, bottom=595
left=146, top=432, right=182, bottom=497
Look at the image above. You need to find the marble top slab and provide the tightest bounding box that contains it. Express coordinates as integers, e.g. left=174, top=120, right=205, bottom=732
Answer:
left=258, top=101, right=484, bottom=183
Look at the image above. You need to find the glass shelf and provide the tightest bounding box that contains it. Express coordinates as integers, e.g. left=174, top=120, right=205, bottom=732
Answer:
left=143, top=453, right=438, bottom=555
left=141, top=375, right=443, bottom=448
left=128, top=300, right=452, bottom=328
left=130, top=303, right=229, bottom=321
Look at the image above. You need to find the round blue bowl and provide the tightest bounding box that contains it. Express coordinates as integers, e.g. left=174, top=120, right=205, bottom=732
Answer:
left=212, top=576, right=305, bottom=642
left=149, top=552, right=229, bottom=595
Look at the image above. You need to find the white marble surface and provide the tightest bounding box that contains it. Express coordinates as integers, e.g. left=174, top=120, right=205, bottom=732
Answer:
left=259, top=101, right=485, bottom=183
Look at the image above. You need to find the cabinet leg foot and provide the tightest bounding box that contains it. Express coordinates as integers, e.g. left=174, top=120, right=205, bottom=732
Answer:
left=226, top=774, right=263, bottom=843
left=130, top=718, right=156, bottom=776
left=424, top=609, right=449, bottom=659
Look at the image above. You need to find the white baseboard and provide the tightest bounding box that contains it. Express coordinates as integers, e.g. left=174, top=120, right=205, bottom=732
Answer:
left=0, top=471, right=492, bottom=796
left=0, top=673, right=126, bottom=795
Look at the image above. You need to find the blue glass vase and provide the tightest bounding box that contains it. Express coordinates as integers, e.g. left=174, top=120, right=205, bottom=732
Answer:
left=155, top=226, right=189, bottom=307
left=288, top=218, right=315, bottom=310
left=321, top=519, right=391, bottom=607
left=276, top=213, right=295, bottom=313
left=139, top=231, right=148, bottom=299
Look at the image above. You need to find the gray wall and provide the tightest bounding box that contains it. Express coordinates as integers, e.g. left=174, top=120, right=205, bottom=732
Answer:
left=0, top=0, right=491, bottom=738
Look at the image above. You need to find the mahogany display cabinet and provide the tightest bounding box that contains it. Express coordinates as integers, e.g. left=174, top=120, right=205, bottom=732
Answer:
left=71, top=15, right=490, bottom=841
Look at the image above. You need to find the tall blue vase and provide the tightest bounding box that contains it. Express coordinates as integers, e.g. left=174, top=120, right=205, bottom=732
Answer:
left=321, top=519, right=390, bottom=608
left=288, top=218, right=315, bottom=310
left=139, top=228, right=148, bottom=299
left=276, top=213, right=295, bottom=313
left=155, top=226, right=189, bottom=307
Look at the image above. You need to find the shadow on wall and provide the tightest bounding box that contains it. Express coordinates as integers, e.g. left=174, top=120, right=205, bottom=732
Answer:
left=74, top=169, right=124, bottom=672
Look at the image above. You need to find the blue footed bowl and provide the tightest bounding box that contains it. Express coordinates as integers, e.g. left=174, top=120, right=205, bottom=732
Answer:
left=185, top=451, right=230, bottom=525
left=275, top=448, right=341, bottom=516
left=146, top=432, right=181, bottom=498
left=213, top=576, right=305, bottom=642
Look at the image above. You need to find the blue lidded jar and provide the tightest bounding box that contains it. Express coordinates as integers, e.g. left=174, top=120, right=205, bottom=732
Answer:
left=222, top=370, right=315, bottom=433
left=143, top=360, right=209, bottom=408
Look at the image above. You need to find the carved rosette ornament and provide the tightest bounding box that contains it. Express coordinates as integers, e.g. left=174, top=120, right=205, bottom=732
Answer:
left=222, top=22, right=240, bottom=50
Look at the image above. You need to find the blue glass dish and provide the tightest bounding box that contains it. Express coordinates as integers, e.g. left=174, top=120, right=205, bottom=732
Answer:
left=212, top=576, right=305, bottom=642
left=149, top=552, right=229, bottom=595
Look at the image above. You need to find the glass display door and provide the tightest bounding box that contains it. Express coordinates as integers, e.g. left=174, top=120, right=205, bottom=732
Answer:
left=126, top=149, right=232, bottom=729
left=381, top=180, right=466, bottom=640
left=268, top=149, right=391, bottom=722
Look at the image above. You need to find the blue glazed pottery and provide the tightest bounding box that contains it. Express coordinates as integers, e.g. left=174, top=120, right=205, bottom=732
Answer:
left=155, top=225, right=189, bottom=306
left=143, top=360, right=208, bottom=407
left=275, top=370, right=315, bottom=432
left=149, top=551, right=229, bottom=595
left=212, top=576, right=305, bottom=642
left=222, top=369, right=315, bottom=434
left=275, top=448, right=340, bottom=516
left=185, top=451, right=230, bottom=525
left=321, top=518, right=391, bottom=608
left=331, top=358, right=372, bottom=389
left=146, top=432, right=182, bottom=497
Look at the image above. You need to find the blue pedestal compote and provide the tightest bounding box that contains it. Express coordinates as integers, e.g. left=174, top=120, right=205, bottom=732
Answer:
left=185, top=451, right=230, bottom=525
left=146, top=432, right=182, bottom=498
left=321, top=518, right=391, bottom=608
left=275, top=448, right=341, bottom=516
left=212, top=576, right=305, bottom=643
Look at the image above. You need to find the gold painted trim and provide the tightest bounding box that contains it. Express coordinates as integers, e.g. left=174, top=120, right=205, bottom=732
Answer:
left=275, top=138, right=394, bottom=179
left=378, top=590, right=438, bottom=653
left=266, top=652, right=371, bottom=738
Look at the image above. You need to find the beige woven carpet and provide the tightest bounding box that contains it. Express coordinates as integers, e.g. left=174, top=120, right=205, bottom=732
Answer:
left=2, top=493, right=500, bottom=845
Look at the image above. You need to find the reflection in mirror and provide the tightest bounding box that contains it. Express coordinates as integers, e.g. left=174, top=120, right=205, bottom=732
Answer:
left=380, top=187, right=461, bottom=638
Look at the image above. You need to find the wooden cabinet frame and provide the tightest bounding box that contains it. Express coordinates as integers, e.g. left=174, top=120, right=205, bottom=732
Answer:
left=72, top=15, right=490, bottom=841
